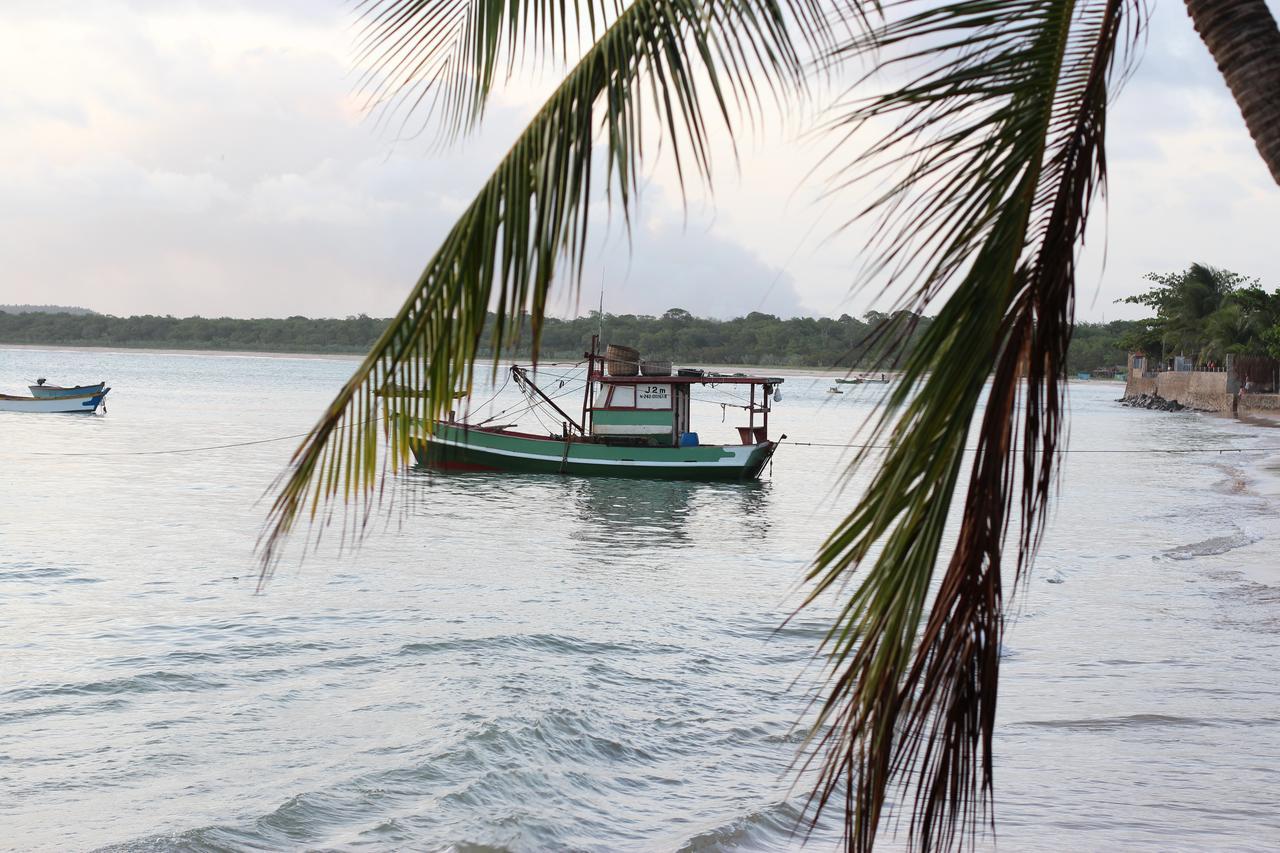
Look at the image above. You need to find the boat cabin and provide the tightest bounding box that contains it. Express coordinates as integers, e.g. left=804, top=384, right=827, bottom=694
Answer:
left=586, top=371, right=782, bottom=447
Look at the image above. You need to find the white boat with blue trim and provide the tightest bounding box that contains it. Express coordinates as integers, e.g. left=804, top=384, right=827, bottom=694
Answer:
left=0, top=388, right=110, bottom=413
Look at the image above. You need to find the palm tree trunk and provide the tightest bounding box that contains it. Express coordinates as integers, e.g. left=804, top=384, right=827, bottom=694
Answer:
left=1184, top=0, right=1280, bottom=185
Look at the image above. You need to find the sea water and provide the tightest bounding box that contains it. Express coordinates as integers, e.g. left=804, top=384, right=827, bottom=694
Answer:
left=1, top=347, right=1278, bottom=852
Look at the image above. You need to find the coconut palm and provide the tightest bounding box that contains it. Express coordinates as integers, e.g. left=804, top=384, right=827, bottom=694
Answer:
left=1126, top=263, right=1229, bottom=359
left=261, top=0, right=1280, bottom=849
left=1124, top=263, right=1263, bottom=363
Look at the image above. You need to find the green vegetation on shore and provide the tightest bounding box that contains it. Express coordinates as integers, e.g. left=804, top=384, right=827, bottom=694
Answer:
left=0, top=311, right=391, bottom=355
left=1119, top=263, right=1280, bottom=364
left=1, top=307, right=1144, bottom=371
left=0, top=304, right=98, bottom=316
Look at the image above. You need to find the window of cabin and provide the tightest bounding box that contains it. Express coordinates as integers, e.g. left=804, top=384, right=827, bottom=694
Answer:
left=609, top=385, right=636, bottom=408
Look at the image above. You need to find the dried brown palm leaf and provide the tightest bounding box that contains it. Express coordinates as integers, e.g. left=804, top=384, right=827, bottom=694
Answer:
left=796, top=1, right=1144, bottom=849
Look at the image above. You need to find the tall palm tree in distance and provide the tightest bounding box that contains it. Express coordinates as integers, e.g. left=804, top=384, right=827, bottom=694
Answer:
left=262, top=0, right=1280, bottom=849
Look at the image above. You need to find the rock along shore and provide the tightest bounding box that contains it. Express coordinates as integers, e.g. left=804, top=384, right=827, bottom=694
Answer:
left=1118, top=393, right=1190, bottom=412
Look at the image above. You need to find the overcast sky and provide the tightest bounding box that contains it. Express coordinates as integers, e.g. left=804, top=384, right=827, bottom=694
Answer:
left=2, top=0, right=1277, bottom=321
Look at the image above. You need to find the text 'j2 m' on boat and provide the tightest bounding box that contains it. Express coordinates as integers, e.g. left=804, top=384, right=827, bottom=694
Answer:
left=405, top=340, right=785, bottom=481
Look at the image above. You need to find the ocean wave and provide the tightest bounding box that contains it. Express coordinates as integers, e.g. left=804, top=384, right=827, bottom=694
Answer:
left=3, top=670, right=226, bottom=703
left=458, top=709, right=659, bottom=765
left=1012, top=713, right=1279, bottom=731
left=1161, top=530, right=1261, bottom=560
left=0, top=563, right=87, bottom=581
left=0, top=697, right=129, bottom=725
left=101, top=818, right=522, bottom=853
left=396, top=633, right=683, bottom=658
left=674, top=801, right=805, bottom=852
left=104, top=639, right=344, bottom=669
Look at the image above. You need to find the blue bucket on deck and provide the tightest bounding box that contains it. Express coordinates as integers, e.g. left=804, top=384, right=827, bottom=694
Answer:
left=679, top=432, right=699, bottom=447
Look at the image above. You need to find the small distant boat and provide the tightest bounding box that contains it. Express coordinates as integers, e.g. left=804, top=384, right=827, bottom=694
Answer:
left=834, top=378, right=863, bottom=385
left=29, top=379, right=106, bottom=398
left=827, top=386, right=844, bottom=394
left=0, top=389, right=110, bottom=413
left=837, top=374, right=891, bottom=385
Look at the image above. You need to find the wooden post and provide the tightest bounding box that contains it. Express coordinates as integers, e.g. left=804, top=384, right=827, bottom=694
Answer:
left=763, top=383, right=770, bottom=439
left=580, top=334, right=598, bottom=438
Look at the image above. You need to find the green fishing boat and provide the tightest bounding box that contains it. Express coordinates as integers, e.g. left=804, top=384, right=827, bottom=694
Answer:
left=409, top=339, right=784, bottom=481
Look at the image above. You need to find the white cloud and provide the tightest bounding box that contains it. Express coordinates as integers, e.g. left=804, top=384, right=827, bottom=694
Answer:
left=0, top=0, right=1277, bottom=323
left=572, top=214, right=808, bottom=319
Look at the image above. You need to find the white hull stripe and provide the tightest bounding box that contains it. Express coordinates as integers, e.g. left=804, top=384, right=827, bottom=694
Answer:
left=425, top=435, right=764, bottom=468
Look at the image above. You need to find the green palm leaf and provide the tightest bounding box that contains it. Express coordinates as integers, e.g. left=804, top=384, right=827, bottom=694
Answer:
left=796, top=1, right=1144, bottom=849
left=354, top=0, right=622, bottom=141
left=259, top=0, right=832, bottom=569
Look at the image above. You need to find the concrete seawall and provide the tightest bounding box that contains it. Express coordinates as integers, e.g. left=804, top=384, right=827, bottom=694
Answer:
left=1125, top=373, right=1157, bottom=397
left=1121, top=352, right=1280, bottom=414
left=1123, top=369, right=1233, bottom=412
left=1240, top=393, right=1280, bottom=413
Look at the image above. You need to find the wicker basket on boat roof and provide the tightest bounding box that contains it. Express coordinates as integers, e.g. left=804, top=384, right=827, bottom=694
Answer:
left=640, top=359, right=672, bottom=376
left=605, top=344, right=640, bottom=376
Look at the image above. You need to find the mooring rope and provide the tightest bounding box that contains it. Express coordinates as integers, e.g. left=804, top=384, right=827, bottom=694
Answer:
left=779, top=440, right=1280, bottom=454
left=23, top=430, right=328, bottom=457
left=15, top=431, right=1280, bottom=459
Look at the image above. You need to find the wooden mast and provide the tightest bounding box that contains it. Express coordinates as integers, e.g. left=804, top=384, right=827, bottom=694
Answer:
left=580, top=334, right=598, bottom=439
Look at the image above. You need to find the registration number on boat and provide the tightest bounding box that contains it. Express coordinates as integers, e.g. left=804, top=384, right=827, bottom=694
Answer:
left=638, top=385, right=670, bottom=407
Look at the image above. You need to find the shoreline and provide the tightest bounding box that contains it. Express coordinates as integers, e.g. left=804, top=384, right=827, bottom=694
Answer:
left=0, top=342, right=367, bottom=362
left=0, top=342, right=891, bottom=376
left=1213, top=405, right=1280, bottom=588
left=1233, top=409, right=1280, bottom=427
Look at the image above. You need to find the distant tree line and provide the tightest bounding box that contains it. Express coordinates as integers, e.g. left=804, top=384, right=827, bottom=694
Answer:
left=1064, top=319, right=1147, bottom=374
left=503, top=308, right=937, bottom=368
left=0, top=312, right=390, bottom=354
left=0, top=306, right=1149, bottom=371
left=0, top=304, right=98, bottom=315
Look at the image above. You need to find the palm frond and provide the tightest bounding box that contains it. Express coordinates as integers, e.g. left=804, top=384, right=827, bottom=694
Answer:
left=354, top=0, right=843, bottom=141
left=797, top=1, right=1144, bottom=849
left=353, top=0, right=620, bottom=141
left=259, top=0, right=834, bottom=572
